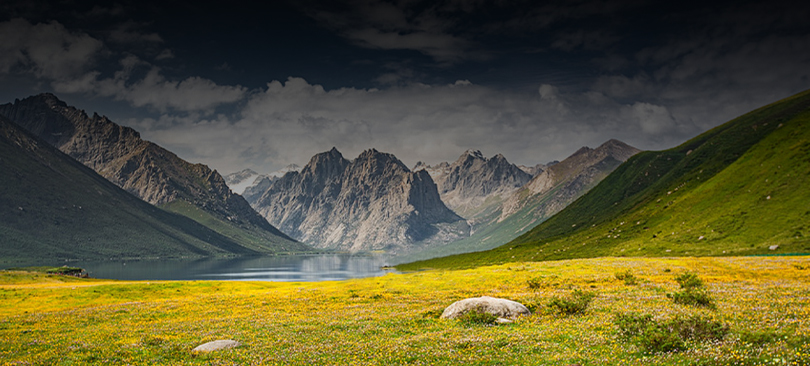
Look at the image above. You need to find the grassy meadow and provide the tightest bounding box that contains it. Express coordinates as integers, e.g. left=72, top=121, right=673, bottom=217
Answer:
left=2, top=256, right=809, bottom=365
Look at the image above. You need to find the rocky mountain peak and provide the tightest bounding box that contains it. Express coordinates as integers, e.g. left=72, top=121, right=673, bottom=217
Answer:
left=224, top=168, right=259, bottom=185
left=456, top=149, right=485, bottom=163
left=355, top=148, right=409, bottom=173
left=595, top=139, right=640, bottom=162
left=249, top=148, right=464, bottom=252
left=427, top=150, right=533, bottom=217
left=304, top=147, right=350, bottom=177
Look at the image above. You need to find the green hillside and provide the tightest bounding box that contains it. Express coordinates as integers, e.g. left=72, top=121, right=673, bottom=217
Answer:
left=0, top=117, right=303, bottom=263
left=161, top=200, right=308, bottom=254
left=399, top=89, right=810, bottom=270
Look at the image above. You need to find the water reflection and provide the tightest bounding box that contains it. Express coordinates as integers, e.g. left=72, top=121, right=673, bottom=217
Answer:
left=70, top=254, right=393, bottom=282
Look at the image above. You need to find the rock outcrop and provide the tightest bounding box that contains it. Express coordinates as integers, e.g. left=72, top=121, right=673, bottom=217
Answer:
left=249, top=148, right=466, bottom=252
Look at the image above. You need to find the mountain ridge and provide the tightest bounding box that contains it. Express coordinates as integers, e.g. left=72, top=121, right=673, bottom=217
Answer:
left=0, top=93, right=305, bottom=253
left=0, top=114, right=289, bottom=261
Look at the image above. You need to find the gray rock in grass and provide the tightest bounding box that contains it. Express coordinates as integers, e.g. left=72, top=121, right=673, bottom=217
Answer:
left=192, top=340, right=241, bottom=353
left=440, top=296, right=530, bottom=320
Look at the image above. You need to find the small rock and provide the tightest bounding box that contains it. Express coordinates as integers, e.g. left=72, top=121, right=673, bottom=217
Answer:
left=192, top=340, right=241, bottom=353
left=769, top=245, right=779, bottom=251
left=698, top=236, right=704, bottom=240
left=441, top=296, right=530, bottom=320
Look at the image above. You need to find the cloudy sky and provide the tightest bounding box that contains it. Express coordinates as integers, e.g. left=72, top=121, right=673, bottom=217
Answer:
left=1, top=0, right=808, bottom=174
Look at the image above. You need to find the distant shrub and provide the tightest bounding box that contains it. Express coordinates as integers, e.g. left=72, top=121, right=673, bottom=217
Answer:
left=547, top=290, right=596, bottom=316
left=614, top=313, right=728, bottom=354
left=527, top=275, right=560, bottom=290
left=668, top=272, right=716, bottom=309
left=614, top=313, right=653, bottom=339
left=526, top=277, right=543, bottom=290
left=458, top=307, right=498, bottom=326
left=669, top=288, right=716, bottom=309
left=674, top=272, right=704, bottom=289
left=615, top=270, right=638, bottom=285
left=636, top=325, right=686, bottom=353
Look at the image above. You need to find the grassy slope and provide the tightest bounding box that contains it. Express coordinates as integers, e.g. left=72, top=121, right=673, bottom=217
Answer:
left=1, top=257, right=808, bottom=365
left=0, top=118, right=292, bottom=262
left=161, top=200, right=312, bottom=254
left=399, top=89, right=810, bottom=270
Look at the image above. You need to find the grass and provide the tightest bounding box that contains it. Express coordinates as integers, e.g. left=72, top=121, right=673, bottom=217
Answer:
left=1, top=256, right=808, bottom=365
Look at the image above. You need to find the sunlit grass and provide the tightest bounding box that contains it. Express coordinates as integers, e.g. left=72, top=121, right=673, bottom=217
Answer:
left=1, top=256, right=808, bottom=365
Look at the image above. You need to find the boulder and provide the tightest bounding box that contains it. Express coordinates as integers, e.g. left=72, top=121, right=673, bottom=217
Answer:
left=440, top=296, right=531, bottom=320
left=192, top=340, right=241, bottom=353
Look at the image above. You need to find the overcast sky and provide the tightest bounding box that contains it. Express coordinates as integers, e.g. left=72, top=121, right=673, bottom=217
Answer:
left=1, top=0, right=808, bottom=173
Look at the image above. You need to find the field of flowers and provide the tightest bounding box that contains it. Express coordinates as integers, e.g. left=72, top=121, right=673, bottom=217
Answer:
left=1, top=256, right=808, bottom=365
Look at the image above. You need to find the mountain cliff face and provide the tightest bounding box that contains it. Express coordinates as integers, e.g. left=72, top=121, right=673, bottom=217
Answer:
left=249, top=148, right=466, bottom=252
left=239, top=164, right=301, bottom=201
left=0, top=94, right=304, bottom=252
left=414, top=150, right=532, bottom=218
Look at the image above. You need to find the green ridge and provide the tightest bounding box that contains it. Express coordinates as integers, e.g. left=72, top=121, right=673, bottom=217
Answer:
left=399, top=89, right=810, bottom=270
left=161, top=200, right=309, bottom=254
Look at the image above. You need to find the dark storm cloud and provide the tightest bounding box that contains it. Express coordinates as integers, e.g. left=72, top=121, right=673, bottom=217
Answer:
left=0, top=19, right=102, bottom=80
left=0, top=18, right=247, bottom=112
left=0, top=0, right=808, bottom=175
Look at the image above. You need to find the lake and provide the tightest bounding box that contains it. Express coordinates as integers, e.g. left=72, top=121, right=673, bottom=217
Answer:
left=64, top=254, right=395, bottom=282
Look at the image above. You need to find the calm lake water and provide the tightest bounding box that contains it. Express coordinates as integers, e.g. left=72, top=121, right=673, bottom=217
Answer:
left=63, top=254, right=394, bottom=282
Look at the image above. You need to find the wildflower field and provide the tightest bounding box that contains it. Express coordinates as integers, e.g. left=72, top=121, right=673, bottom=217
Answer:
left=1, top=257, right=809, bottom=365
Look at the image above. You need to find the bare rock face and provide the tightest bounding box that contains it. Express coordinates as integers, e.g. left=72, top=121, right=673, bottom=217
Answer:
left=500, top=139, right=641, bottom=220
left=414, top=150, right=532, bottom=218
left=440, top=296, right=531, bottom=319
left=250, top=148, right=465, bottom=252
left=0, top=94, right=296, bottom=244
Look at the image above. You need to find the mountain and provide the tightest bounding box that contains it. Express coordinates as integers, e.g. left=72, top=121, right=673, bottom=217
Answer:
left=415, top=150, right=533, bottom=218
left=248, top=148, right=467, bottom=252
left=269, top=163, right=301, bottom=178
left=0, top=115, right=293, bottom=262
left=393, top=139, right=640, bottom=263
left=240, top=164, right=302, bottom=202
left=398, top=89, right=810, bottom=270
left=224, top=169, right=259, bottom=194
left=500, top=139, right=640, bottom=221
left=0, top=94, right=307, bottom=253
left=517, top=163, right=547, bottom=176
